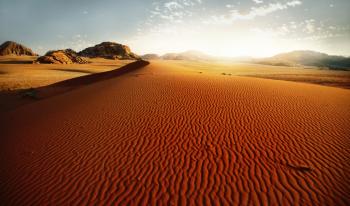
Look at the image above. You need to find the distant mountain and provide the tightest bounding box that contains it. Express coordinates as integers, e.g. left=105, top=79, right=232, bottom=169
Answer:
left=78, top=42, right=139, bottom=60
left=141, top=54, right=161, bottom=60
left=161, top=50, right=215, bottom=61
left=35, top=49, right=88, bottom=64
left=143, top=49, right=350, bottom=71
left=258, top=50, right=350, bottom=70
left=150, top=51, right=251, bottom=62
left=0, top=41, right=38, bottom=56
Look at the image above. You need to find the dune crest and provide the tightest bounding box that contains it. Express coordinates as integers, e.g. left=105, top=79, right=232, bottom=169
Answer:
left=33, top=60, right=149, bottom=99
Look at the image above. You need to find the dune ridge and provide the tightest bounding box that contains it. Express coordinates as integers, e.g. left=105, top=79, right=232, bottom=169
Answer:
left=44, top=60, right=149, bottom=87
left=0, top=62, right=349, bottom=205
left=0, top=60, right=149, bottom=113
left=32, top=60, right=149, bottom=99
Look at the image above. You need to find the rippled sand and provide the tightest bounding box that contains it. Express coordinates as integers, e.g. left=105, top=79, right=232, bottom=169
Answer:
left=1, top=61, right=349, bottom=205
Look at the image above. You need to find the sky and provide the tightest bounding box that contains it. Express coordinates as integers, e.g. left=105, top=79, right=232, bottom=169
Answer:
left=0, top=0, right=349, bottom=57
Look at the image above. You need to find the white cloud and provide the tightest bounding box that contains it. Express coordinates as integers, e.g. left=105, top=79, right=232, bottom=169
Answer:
left=287, top=0, right=302, bottom=7
left=164, top=2, right=183, bottom=11
left=237, top=0, right=302, bottom=20
left=146, top=0, right=203, bottom=24
left=253, top=0, right=263, bottom=4
left=251, top=19, right=350, bottom=43
left=304, top=19, right=315, bottom=34
left=206, top=0, right=303, bottom=24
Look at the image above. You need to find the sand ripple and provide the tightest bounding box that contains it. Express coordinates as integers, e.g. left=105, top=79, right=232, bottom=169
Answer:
left=1, top=62, right=349, bottom=205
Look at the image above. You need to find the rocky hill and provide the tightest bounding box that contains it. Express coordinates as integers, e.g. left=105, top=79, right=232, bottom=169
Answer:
left=78, top=42, right=139, bottom=60
left=35, top=49, right=88, bottom=64
left=0, top=41, right=38, bottom=56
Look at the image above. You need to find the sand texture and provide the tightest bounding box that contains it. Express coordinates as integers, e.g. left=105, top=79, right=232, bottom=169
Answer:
left=1, top=61, right=349, bottom=205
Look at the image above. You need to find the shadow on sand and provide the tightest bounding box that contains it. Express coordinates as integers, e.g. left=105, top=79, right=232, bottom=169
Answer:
left=31, top=60, right=150, bottom=98
left=1, top=60, right=150, bottom=112
left=51, top=68, right=95, bottom=74
left=0, top=60, right=35, bottom=64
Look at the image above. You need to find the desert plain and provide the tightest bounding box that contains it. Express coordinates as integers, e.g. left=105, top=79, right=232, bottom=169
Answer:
left=0, top=55, right=349, bottom=205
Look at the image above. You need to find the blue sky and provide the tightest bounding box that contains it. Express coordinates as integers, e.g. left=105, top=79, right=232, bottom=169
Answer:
left=0, top=0, right=349, bottom=57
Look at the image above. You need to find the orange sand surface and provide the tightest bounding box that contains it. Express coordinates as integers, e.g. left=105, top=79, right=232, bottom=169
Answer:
left=1, top=61, right=349, bottom=205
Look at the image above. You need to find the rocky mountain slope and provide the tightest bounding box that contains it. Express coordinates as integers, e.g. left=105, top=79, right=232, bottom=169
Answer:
left=35, top=49, right=88, bottom=64
left=0, top=41, right=38, bottom=56
left=78, top=42, right=139, bottom=60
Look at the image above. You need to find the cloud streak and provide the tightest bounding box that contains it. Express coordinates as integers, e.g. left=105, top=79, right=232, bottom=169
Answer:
left=206, top=0, right=302, bottom=24
left=148, top=0, right=202, bottom=23
left=252, top=0, right=263, bottom=4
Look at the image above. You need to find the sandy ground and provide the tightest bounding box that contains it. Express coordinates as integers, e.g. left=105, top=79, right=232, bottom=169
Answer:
left=158, top=60, right=350, bottom=89
left=0, top=56, right=133, bottom=91
left=0, top=56, right=133, bottom=112
left=0, top=61, right=349, bottom=205
left=1, top=58, right=349, bottom=113
left=1, top=58, right=349, bottom=92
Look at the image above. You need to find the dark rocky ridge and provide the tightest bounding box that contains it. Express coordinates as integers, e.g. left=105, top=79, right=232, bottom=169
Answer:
left=78, top=42, right=140, bottom=60
left=0, top=41, right=38, bottom=56
left=35, top=49, right=88, bottom=64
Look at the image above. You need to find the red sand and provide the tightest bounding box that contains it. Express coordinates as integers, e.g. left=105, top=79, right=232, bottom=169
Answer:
left=1, top=61, right=349, bottom=205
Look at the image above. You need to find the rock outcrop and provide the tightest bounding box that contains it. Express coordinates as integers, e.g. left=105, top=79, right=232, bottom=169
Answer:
left=0, top=41, right=38, bottom=56
left=35, top=49, right=88, bottom=64
left=78, top=42, right=139, bottom=60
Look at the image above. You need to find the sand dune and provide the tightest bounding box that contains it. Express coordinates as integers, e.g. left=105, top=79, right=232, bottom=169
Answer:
left=0, top=57, right=136, bottom=112
left=34, top=60, right=149, bottom=99
left=0, top=61, right=349, bottom=205
left=0, top=56, right=134, bottom=91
